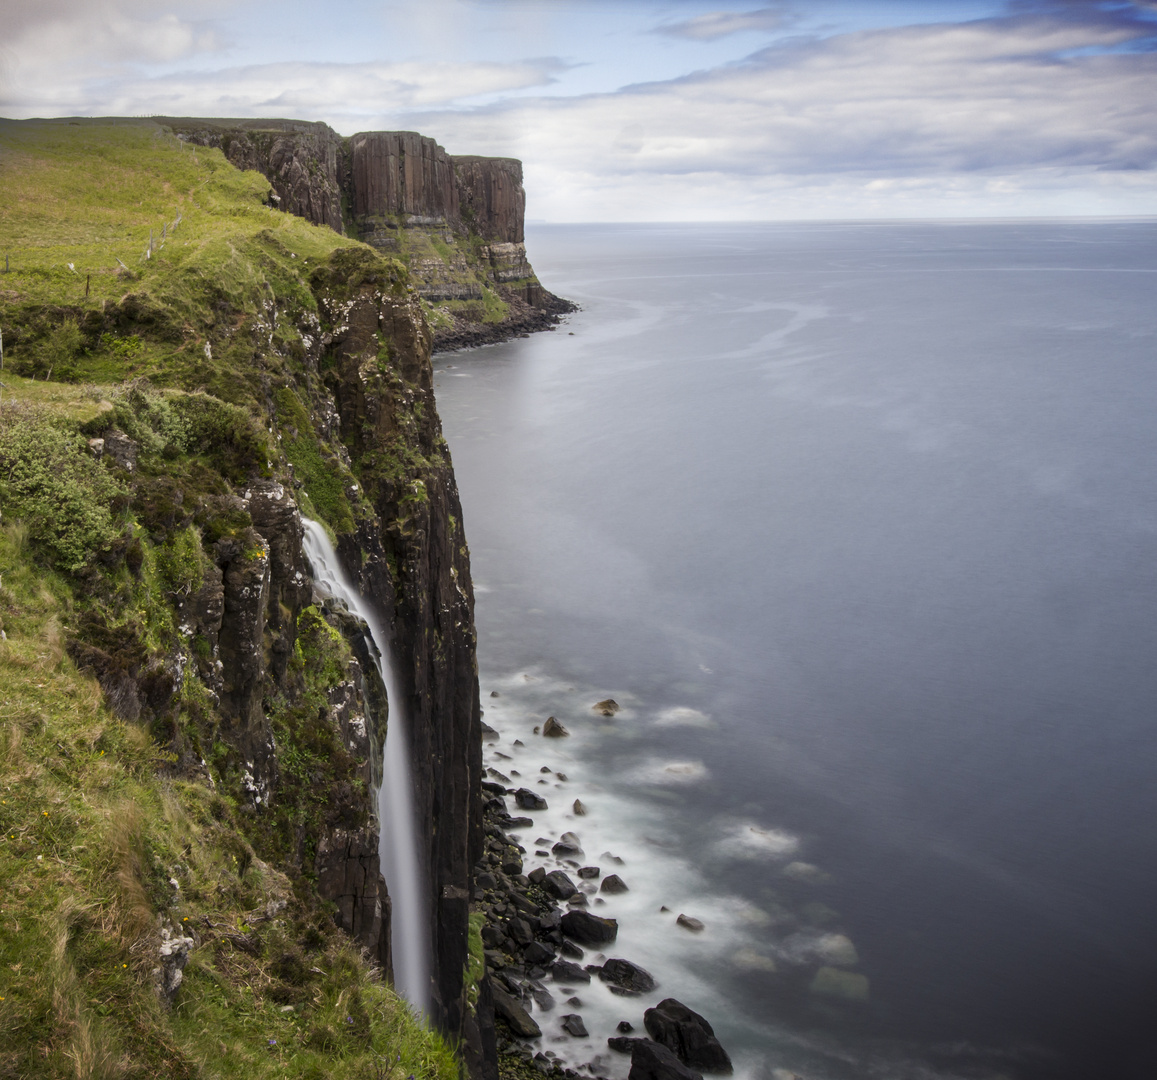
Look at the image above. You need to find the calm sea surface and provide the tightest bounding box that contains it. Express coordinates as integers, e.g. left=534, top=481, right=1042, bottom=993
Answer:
left=432, top=222, right=1157, bottom=1080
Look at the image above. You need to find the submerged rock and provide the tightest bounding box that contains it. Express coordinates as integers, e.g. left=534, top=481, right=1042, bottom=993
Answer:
left=593, top=698, right=621, bottom=716
left=600, top=873, right=629, bottom=894
left=573, top=798, right=588, bottom=816
left=561, top=1013, right=589, bottom=1037
left=552, top=831, right=584, bottom=858
left=543, top=716, right=569, bottom=737
left=599, top=957, right=657, bottom=993
left=676, top=914, right=704, bottom=933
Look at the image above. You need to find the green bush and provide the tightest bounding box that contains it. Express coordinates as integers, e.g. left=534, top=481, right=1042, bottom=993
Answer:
left=155, top=525, right=204, bottom=595
left=0, top=403, right=126, bottom=570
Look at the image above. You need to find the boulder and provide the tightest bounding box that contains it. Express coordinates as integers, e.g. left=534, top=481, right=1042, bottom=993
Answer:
left=514, top=788, right=548, bottom=811
left=676, top=914, right=704, bottom=933
left=593, top=698, right=621, bottom=716
left=599, top=957, right=657, bottom=993
left=629, top=1039, right=704, bottom=1080
left=561, top=1013, right=589, bottom=1037
left=543, top=716, right=569, bottom=737
left=644, top=999, right=732, bottom=1073
left=551, top=959, right=592, bottom=983
left=524, top=940, right=555, bottom=965
left=600, top=873, right=629, bottom=894
left=527, top=867, right=546, bottom=885
left=492, top=984, right=542, bottom=1039
left=573, top=799, right=588, bottom=816
left=610, top=1036, right=642, bottom=1054
left=506, top=917, right=534, bottom=946
left=578, top=866, right=601, bottom=879
left=552, top=832, right=584, bottom=858
left=543, top=870, right=578, bottom=900
left=561, top=910, right=618, bottom=946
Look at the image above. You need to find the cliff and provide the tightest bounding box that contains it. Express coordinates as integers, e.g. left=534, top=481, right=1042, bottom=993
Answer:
left=0, top=116, right=494, bottom=1077
left=164, top=118, right=575, bottom=352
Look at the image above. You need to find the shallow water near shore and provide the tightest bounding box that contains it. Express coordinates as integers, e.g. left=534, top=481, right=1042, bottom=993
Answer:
left=433, top=221, right=1157, bottom=1079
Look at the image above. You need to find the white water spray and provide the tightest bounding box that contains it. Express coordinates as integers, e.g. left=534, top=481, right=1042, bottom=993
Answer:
left=301, top=518, right=430, bottom=1014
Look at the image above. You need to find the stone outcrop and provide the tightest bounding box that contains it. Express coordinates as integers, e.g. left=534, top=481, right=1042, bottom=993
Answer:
left=164, top=116, right=576, bottom=352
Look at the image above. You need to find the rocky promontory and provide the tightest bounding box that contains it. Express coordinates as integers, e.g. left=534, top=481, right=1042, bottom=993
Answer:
left=163, top=117, right=575, bottom=351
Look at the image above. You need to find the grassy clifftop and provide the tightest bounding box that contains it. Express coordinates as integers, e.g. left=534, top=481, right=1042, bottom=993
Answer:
left=0, top=119, right=460, bottom=1079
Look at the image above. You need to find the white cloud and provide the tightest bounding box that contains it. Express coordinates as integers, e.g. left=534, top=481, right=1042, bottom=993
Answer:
left=655, top=5, right=791, bottom=41
left=401, top=11, right=1157, bottom=217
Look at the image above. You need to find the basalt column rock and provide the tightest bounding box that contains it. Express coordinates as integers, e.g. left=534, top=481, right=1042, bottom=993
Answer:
left=453, top=156, right=525, bottom=243
left=349, top=131, right=461, bottom=240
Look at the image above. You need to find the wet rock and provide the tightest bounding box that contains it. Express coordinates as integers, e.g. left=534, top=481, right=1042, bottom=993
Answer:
left=544, top=870, right=578, bottom=900
left=630, top=1038, right=705, bottom=1080
left=600, top=957, right=657, bottom=993
left=567, top=893, right=589, bottom=907
left=561, top=910, right=618, bottom=946
left=482, top=780, right=507, bottom=797
left=644, top=999, right=732, bottom=1073
left=551, top=959, right=592, bottom=984
left=573, top=799, right=588, bottom=816
left=506, top=917, right=534, bottom=946
left=593, top=698, right=621, bottom=716
left=552, top=832, right=584, bottom=858
left=543, top=716, right=569, bottom=737
left=491, top=690, right=501, bottom=697
left=481, top=720, right=500, bottom=739
left=531, top=987, right=556, bottom=1011
left=527, top=866, right=547, bottom=885
left=524, top=940, right=555, bottom=965
left=561, top=1013, right=589, bottom=1037
left=610, top=1035, right=643, bottom=1055
left=476, top=871, right=497, bottom=891
left=676, top=914, right=704, bottom=933
left=560, top=940, right=585, bottom=960
left=618, top=1021, right=635, bottom=1033
left=600, top=873, right=629, bottom=894
left=508, top=816, right=534, bottom=828
left=492, top=984, right=542, bottom=1039
left=601, top=852, right=626, bottom=865
left=515, top=788, right=548, bottom=811
left=578, top=866, right=601, bottom=879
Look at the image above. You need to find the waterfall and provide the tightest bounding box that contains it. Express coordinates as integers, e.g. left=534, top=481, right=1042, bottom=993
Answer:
left=300, top=517, right=430, bottom=1015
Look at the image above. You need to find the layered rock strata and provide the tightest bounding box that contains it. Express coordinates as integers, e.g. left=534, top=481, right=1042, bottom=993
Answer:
left=165, top=117, right=575, bottom=351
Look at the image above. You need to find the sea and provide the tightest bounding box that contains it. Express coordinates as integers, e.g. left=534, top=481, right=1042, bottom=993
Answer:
left=431, top=221, right=1157, bottom=1080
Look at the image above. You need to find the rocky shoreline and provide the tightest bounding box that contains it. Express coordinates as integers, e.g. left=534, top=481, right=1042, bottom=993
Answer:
left=472, top=715, right=733, bottom=1080
left=432, top=293, right=579, bottom=354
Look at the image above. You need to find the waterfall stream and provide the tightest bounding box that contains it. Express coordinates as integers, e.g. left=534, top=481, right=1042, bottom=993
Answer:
left=301, top=518, right=430, bottom=1015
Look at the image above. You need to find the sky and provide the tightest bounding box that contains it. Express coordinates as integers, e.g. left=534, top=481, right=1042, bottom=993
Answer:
left=1, top=0, right=1156, bottom=220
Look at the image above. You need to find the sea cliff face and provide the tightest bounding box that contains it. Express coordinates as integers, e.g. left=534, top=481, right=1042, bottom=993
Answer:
left=166, top=117, right=574, bottom=351
left=0, top=116, right=513, bottom=1076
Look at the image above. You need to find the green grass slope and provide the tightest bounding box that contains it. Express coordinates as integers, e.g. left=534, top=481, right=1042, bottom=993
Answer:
left=0, top=119, right=458, bottom=1080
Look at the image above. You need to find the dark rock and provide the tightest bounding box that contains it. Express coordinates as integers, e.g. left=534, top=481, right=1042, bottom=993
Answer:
left=531, top=987, right=556, bottom=1011
left=644, top=999, right=732, bottom=1073
left=600, top=874, right=629, bottom=894
left=610, top=985, right=642, bottom=997
left=506, top=917, right=534, bottom=946
left=567, top=893, right=588, bottom=907
left=551, top=959, right=592, bottom=984
left=573, top=799, right=587, bottom=816
left=491, top=984, right=542, bottom=1039
left=543, top=870, right=578, bottom=900
left=630, top=1039, right=704, bottom=1080
left=527, top=867, right=547, bottom=885
left=481, top=780, right=507, bottom=797
left=476, top=871, right=497, bottom=891
left=618, top=1021, right=635, bottom=1033
left=560, top=940, right=585, bottom=960
left=515, top=788, right=548, bottom=811
left=561, top=910, right=618, bottom=946
left=524, top=940, right=555, bottom=965
left=561, top=1014, right=589, bottom=1037
left=593, top=698, right=621, bottom=716
left=542, top=716, right=569, bottom=738
left=600, top=957, right=657, bottom=993
left=552, top=831, right=584, bottom=858
left=501, top=853, right=523, bottom=876
left=481, top=720, right=499, bottom=739
left=490, top=690, right=501, bottom=697
left=578, top=866, right=601, bottom=879
left=508, top=816, right=534, bottom=828
left=609, top=1036, right=642, bottom=1055
left=676, top=914, right=704, bottom=933
left=481, top=926, right=506, bottom=949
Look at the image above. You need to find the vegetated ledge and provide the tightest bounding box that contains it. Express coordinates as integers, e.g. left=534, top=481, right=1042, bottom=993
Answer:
left=0, top=116, right=484, bottom=1078
left=158, top=117, right=578, bottom=353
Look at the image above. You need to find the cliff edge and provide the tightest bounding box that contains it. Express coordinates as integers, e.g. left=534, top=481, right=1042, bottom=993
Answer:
left=163, top=117, right=575, bottom=352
